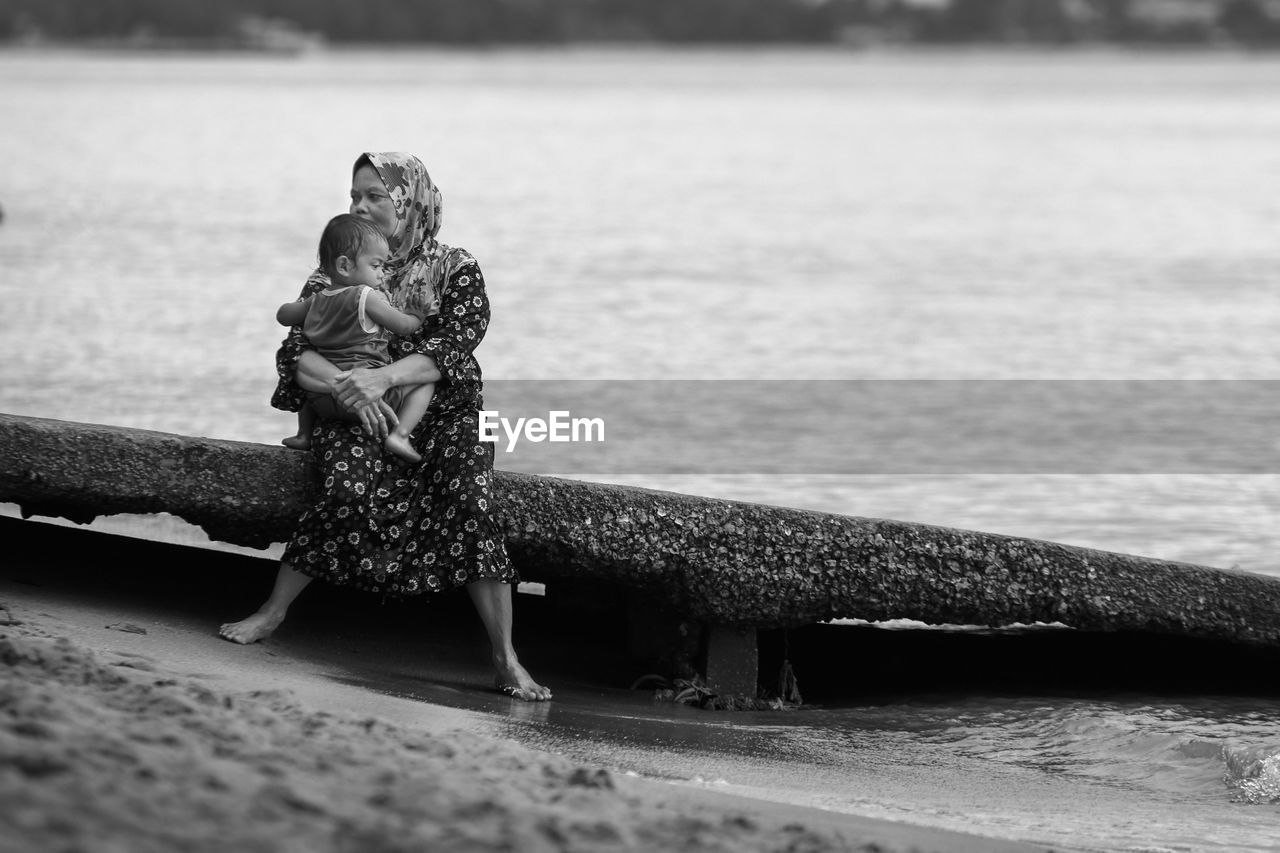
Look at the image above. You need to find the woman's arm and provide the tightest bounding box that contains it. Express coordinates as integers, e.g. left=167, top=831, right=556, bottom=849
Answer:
left=403, top=253, right=490, bottom=385
left=331, top=354, right=441, bottom=439
left=332, top=354, right=442, bottom=410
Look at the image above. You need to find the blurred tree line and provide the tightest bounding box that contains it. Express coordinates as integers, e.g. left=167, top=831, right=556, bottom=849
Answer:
left=2, top=0, right=1279, bottom=46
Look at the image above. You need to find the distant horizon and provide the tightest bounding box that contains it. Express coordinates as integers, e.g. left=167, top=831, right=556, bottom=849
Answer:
left=4, top=35, right=1280, bottom=52
left=4, top=0, right=1280, bottom=49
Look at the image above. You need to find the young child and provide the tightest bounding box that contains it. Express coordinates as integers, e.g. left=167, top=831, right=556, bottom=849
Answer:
left=279, top=214, right=434, bottom=463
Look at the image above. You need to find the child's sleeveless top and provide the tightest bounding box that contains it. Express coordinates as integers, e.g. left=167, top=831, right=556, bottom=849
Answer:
left=301, top=285, right=390, bottom=370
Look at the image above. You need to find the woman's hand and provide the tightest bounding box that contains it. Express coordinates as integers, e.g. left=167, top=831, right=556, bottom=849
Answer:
left=355, top=399, right=399, bottom=440
left=334, top=367, right=397, bottom=439
left=333, top=366, right=388, bottom=408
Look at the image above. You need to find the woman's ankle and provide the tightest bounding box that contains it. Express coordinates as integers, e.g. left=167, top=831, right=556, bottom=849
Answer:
left=258, top=602, right=290, bottom=620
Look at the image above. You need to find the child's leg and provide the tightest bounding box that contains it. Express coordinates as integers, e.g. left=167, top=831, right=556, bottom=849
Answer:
left=383, top=382, right=434, bottom=463
left=282, top=404, right=317, bottom=450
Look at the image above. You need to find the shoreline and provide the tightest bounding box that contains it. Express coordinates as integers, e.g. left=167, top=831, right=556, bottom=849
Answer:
left=0, top=518, right=1060, bottom=853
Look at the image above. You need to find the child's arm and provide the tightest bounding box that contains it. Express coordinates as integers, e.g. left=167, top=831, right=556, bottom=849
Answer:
left=271, top=269, right=329, bottom=414
left=364, top=290, right=426, bottom=336
left=277, top=300, right=309, bottom=327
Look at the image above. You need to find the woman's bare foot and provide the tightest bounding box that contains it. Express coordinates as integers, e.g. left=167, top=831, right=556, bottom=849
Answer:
left=384, top=432, right=422, bottom=463
left=494, top=656, right=552, bottom=702
left=282, top=434, right=311, bottom=450
left=218, top=609, right=285, bottom=644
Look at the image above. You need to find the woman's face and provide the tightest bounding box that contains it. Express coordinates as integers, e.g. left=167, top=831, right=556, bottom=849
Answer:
left=350, top=164, right=398, bottom=241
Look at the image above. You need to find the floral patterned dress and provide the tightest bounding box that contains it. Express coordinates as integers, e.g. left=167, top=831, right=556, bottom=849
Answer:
left=271, top=152, right=517, bottom=597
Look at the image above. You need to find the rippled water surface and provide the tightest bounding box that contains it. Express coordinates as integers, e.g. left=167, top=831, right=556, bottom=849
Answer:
left=2, top=46, right=1279, bottom=850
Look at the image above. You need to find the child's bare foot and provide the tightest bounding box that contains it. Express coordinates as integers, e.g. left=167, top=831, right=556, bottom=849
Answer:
left=218, top=609, right=285, bottom=644
left=282, top=434, right=311, bottom=450
left=384, top=433, right=422, bottom=463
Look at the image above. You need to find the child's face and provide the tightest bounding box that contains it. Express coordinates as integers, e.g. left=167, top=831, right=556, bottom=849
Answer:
left=342, top=238, right=390, bottom=289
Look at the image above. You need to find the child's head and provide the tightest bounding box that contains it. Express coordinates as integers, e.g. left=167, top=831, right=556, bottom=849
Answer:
left=318, top=213, right=390, bottom=288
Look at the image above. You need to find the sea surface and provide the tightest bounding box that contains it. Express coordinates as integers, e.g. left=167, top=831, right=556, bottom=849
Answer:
left=1, top=46, right=1278, bottom=850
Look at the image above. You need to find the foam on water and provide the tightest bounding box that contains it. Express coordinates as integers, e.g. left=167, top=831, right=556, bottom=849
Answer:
left=900, top=700, right=1280, bottom=800
left=1224, top=745, right=1280, bottom=805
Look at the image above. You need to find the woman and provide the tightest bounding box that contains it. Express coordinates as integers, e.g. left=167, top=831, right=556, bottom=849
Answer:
left=220, top=152, right=550, bottom=703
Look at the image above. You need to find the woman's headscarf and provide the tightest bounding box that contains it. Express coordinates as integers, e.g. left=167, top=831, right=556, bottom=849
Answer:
left=357, top=151, right=452, bottom=313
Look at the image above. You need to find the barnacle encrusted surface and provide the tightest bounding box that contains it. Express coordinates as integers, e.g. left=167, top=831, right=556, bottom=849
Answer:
left=2, top=413, right=1278, bottom=644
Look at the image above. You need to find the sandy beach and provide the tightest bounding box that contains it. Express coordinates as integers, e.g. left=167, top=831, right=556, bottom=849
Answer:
left=0, top=516, right=1061, bottom=853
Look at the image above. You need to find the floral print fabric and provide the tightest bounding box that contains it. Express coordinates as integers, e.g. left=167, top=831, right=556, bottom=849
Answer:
left=273, top=153, right=517, bottom=596
left=362, top=151, right=451, bottom=320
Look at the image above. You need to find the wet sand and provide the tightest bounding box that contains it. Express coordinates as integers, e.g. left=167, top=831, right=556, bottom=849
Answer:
left=0, top=516, right=1059, bottom=853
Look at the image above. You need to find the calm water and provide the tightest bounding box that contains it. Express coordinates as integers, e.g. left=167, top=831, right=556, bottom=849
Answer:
left=1, top=47, right=1278, bottom=850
